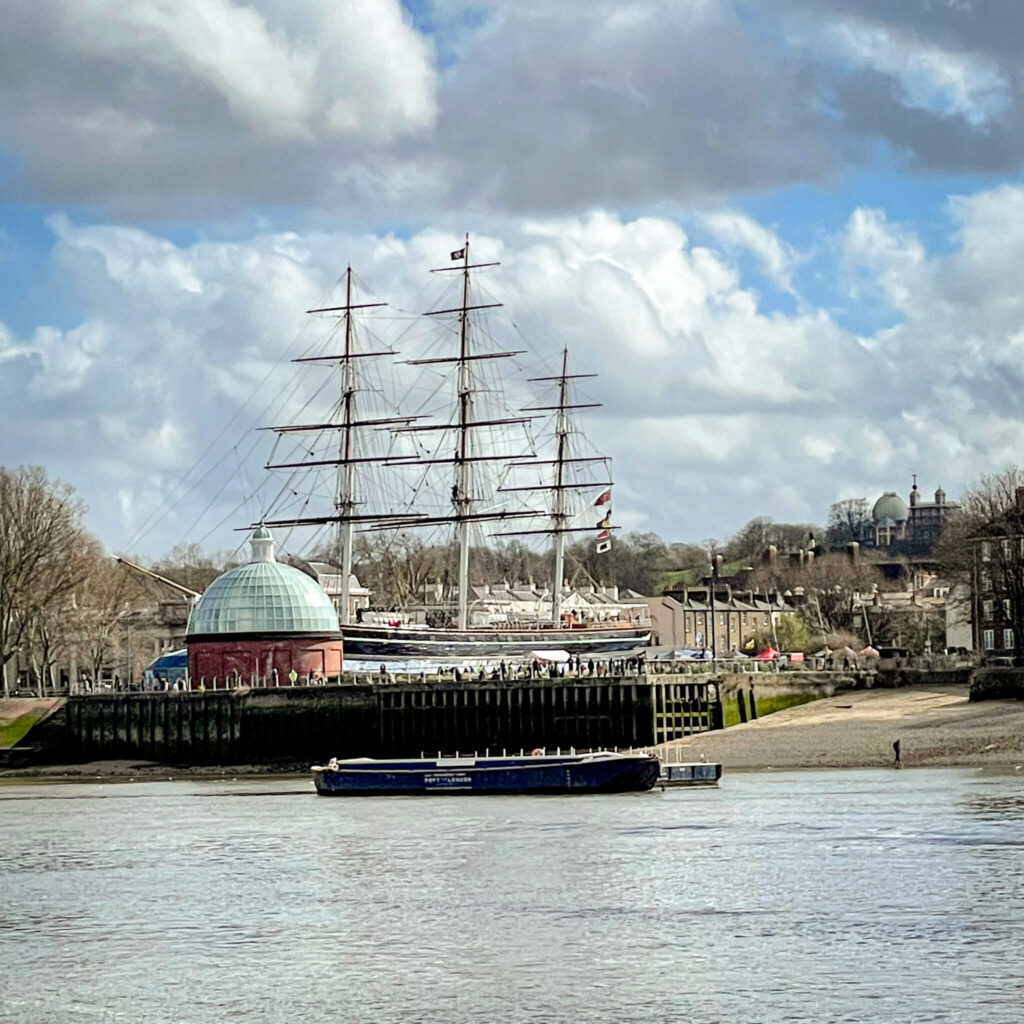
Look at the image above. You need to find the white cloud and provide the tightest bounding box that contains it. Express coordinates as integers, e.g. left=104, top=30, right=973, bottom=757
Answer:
left=700, top=211, right=800, bottom=295
left=3, top=1, right=1024, bottom=219
left=8, top=188, right=1024, bottom=556
left=843, top=207, right=927, bottom=317
left=0, top=0, right=438, bottom=214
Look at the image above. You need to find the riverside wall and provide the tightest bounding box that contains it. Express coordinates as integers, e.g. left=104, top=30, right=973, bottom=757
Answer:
left=58, top=674, right=719, bottom=765
left=713, top=667, right=972, bottom=701
left=969, top=667, right=1024, bottom=701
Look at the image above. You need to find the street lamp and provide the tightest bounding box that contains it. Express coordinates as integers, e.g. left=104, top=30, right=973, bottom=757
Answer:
left=709, top=554, right=723, bottom=663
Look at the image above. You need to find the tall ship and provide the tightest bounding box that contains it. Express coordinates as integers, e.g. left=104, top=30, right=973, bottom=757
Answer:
left=251, top=238, right=651, bottom=661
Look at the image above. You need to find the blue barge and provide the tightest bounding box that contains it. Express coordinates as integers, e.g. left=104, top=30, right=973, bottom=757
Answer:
left=311, top=750, right=661, bottom=795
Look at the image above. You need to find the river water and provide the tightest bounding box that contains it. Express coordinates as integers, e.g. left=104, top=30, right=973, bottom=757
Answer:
left=1, top=768, right=1021, bottom=1024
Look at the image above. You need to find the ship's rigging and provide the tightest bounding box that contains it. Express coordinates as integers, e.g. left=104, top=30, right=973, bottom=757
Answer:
left=252, top=237, right=618, bottom=630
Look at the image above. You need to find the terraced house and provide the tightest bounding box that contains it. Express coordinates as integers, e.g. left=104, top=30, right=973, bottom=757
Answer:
left=972, top=487, right=1024, bottom=663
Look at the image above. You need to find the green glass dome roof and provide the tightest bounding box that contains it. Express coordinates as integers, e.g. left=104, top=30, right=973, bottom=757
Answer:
left=872, top=491, right=908, bottom=524
left=186, top=529, right=339, bottom=637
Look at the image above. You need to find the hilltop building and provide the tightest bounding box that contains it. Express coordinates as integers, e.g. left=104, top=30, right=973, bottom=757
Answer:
left=862, top=478, right=958, bottom=555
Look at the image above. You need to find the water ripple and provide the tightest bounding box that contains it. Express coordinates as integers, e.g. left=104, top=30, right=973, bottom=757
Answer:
left=1, top=769, right=1022, bottom=1024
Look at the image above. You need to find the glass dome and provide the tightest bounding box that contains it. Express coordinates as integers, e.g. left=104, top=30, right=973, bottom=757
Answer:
left=186, top=528, right=339, bottom=636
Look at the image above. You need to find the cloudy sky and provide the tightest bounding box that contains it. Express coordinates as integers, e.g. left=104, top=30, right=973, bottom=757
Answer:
left=4, top=0, right=1024, bottom=561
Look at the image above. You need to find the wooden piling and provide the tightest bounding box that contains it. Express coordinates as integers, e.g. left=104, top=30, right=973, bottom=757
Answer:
left=62, top=672, right=717, bottom=764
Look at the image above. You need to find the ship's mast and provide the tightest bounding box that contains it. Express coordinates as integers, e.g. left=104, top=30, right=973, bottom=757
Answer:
left=551, top=348, right=570, bottom=625
left=415, top=236, right=540, bottom=630
left=337, top=267, right=357, bottom=626
left=494, top=351, right=613, bottom=622
left=256, top=269, right=424, bottom=623
left=258, top=244, right=549, bottom=629
left=455, top=241, right=473, bottom=630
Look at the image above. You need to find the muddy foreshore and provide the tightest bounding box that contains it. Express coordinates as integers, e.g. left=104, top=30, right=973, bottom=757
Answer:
left=664, top=684, right=1024, bottom=770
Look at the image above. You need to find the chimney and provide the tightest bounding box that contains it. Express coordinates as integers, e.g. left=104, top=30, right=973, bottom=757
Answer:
left=763, top=544, right=778, bottom=567
left=1016, top=486, right=1024, bottom=510
left=846, top=541, right=859, bottom=565
left=805, top=549, right=815, bottom=567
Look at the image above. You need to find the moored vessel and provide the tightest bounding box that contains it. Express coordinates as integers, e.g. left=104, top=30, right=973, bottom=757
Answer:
left=658, top=761, right=722, bottom=787
left=311, top=750, right=661, bottom=795
left=252, top=238, right=651, bottom=662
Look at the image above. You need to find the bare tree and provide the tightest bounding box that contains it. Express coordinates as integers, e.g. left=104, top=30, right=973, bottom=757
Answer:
left=350, top=532, right=447, bottom=608
left=565, top=531, right=670, bottom=595
left=72, top=556, right=150, bottom=686
left=827, top=498, right=871, bottom=548
left=152, top=542, right=229, bottom=593
left=727, top=517, right=821, bottom=564
left=20, top=536, right=107, bottom=694
left=0, top=467, right=97, bottom=695
left=749, top=551, right=882, bottom=643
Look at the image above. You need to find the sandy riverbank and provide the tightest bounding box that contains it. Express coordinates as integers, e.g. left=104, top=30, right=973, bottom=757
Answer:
left=662, top=684, right=1024, bottom=770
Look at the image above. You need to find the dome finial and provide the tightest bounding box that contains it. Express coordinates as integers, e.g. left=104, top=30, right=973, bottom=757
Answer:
left=250, top=525, right=275, bottom=563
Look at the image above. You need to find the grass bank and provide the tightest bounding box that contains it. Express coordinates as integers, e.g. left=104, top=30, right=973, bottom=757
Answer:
left=0, top=711, right=46, bottom=749
left=722, top=692, right=818, bottom=728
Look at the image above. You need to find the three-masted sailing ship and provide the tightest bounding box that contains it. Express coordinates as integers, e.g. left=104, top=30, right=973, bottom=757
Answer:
left=253, top=239, right=651, bottom=661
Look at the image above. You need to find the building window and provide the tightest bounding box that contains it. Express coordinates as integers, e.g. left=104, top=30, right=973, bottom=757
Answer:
left=981, top=541, right=992, bottom=561
left=983, top=600, right=994, bottom=621
left=1003, top=539, right=1013, bottom=559
left=1005, top=629, right=1015, bottom=649
left=1004, top=599, right=1012, bottom=619
left=984, top=629, right=995, bottom=650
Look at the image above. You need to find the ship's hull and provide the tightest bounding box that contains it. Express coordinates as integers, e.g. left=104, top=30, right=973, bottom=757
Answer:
left=312, top=752, right=661, bottom=795
left=339, top=622, right=650, bottom=661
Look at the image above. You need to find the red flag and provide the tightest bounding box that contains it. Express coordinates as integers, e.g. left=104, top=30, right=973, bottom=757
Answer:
left=596, top=529, right=610, bottom=540
left=593, top=488, right=611, bottom=506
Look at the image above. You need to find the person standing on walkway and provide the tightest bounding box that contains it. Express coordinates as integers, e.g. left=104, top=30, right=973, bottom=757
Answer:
left=892, top=738, right=901, bottom=768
